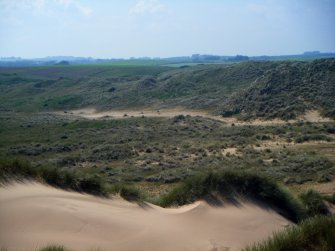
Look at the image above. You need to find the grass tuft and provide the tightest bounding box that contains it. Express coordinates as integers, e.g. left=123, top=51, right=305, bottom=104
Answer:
left=243, top=216, right=335, bottom=251
left=109, top=183, right=144, bottom=201
left=39, top=245, right=71, bottom=251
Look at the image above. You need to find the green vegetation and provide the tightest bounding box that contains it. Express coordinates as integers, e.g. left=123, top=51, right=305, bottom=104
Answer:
left=0, top=156, right=308, bottom=223
left=0, top=58, right=334, bottom=250
left=323, top=193, right=335, bottom=204
left=222, top=59, right=335, bottom=119
left=39, top=245, right=71, bottom=251
left=243, top=216, right=335, bottom=251
left=159, top=171, right=304, bottom=222
left=1, top=112, right=334, bottom=188
left=0, top=59, right=334, bottom=117
left=299, top=190, right=329, bottom=217
left=0, top=157, right=108, bottom=196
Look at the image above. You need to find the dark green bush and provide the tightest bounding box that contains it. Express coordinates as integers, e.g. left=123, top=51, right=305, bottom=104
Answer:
left=323, top=193, right=335, bottom=204
left=39, top=245, right=71, bottom=251
left=243, top=216, right=335, bottom=251
left=159, top=170, right=305, bottom=222
left=299, top=190, right=329, bottom=217
left=119, top=186, right=143, bottom=201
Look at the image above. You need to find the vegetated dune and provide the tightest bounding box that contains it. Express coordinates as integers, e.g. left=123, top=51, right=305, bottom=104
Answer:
left=0, top=182, right=291, bottom=251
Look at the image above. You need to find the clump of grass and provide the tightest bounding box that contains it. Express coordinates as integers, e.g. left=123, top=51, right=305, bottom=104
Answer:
left=323, top=193, right=335, bottom=204
left=159, top=170, right=305, bottom=222
left=39, top=245, right=71, bottom=251
left=243, top=216, right=335, bottom=251
left=109, top=183, right=145, bottom=201
left=299, top=189, right=329, bottom=217
left=0, top=157, right=108, bottom=196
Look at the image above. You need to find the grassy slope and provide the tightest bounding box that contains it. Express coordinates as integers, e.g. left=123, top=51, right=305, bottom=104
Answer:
left=1, top=59, right=334, bottom=116
left=221, top=59, right=335, bottom=119
left=0, top=65, right=171, bottom=111
left=0, top=61, right=276, bottom=112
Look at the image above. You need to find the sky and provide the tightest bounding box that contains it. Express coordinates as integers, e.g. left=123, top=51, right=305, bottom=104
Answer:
left=0, top=0, right=334, bottom=58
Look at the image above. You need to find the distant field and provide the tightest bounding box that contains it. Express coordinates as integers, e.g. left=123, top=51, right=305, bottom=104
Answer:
left=0, top=64, right=171, bottom=79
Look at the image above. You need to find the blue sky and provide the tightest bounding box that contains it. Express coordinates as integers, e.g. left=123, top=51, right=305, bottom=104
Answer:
left=0, top=0, right=334, bottom=58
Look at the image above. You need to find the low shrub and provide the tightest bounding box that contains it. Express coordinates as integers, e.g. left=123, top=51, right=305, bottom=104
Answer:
left=299, top=189, right=329, bottom=217
left=294, top=134, right=332, bottom=143
left=243, top=216, right=335, bottom=251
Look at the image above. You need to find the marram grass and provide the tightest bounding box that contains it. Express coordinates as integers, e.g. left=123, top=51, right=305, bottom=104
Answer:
left=243, top=216, right=335, bottom=251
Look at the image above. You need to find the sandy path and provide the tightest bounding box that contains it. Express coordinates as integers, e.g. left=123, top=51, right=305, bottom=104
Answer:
left=57, top=108, right=215, bottom=120
left=55, top=108, right=333, bottom=126
left=0, top=182, right=291, bottom=251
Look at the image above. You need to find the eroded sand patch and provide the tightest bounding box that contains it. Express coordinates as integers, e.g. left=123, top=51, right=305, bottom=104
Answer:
left=54, top=108, right=333, bottom=126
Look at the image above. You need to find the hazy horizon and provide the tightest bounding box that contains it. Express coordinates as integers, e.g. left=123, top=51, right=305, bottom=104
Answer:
left=1, top=0, right=334, bottom=58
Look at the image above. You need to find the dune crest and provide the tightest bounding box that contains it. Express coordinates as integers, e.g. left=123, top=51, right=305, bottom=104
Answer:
left=0, top=182, right=291, bottom=251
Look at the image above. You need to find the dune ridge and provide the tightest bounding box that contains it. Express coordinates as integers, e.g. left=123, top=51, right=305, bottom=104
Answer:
left=0, top=182, right=291, bottom=251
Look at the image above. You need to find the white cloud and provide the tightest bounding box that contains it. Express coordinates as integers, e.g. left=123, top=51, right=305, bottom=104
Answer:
left=247, top=3, right=267, bottom=15
left=74, top=3, right=92, bottom=17
left=55, top=0, right=73, bottom=7
left=0, top=0, right=92, bottom=17
left=129, top=0, right=166, bottom=15
left=55, top=0, right=92, bottom=16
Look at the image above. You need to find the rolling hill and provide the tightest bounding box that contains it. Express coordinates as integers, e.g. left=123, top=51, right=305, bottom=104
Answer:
left=221, top=59, right=335, bottom=120
left=0, top=59, right=334, bottom=119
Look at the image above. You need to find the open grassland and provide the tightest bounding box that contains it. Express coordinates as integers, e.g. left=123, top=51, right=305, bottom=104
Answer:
left=1, top=112, right=334, bottom=197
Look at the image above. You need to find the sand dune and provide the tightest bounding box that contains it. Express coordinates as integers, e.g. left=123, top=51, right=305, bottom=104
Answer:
left=0, top=182, right=291, bottom=251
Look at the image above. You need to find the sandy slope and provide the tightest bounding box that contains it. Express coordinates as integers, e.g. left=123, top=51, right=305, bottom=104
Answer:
left=0, top=183, right=291, bottom=251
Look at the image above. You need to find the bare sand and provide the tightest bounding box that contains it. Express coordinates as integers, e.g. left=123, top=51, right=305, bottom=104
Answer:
left=54, top=108, right=333, bottom=126
left=0, top=182, right=291, bottom=251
